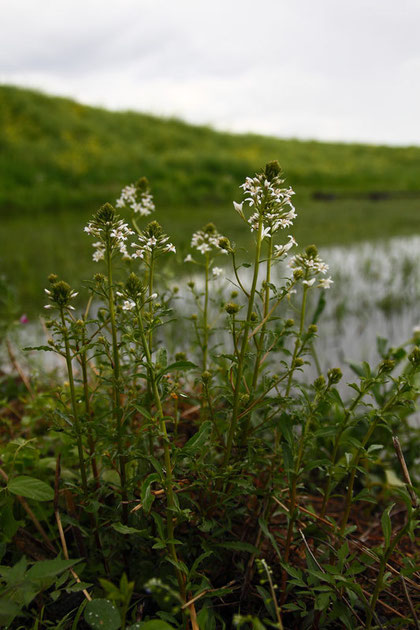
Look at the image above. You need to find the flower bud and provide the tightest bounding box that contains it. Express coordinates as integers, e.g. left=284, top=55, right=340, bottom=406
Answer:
left=328, top=367, right=343, bottom=384
left=187, top=281, right=195, bottom=289
left=175, top=352, right=186, bottom=361
left=225, top=302, right=239, bottom=315
left=48, top=273, right=58, bottom=284
left=250, top=312, right=258, bottom=322
left=293, top=268, right=304, bottom=280
left=230, top=291, right=238, bottom=298
left=305, top=244, right=318, bottom=259
left=314, top=375, right=326, bottom=390
left=308, top=324, right=318, bottom=334
left=378, top=359, right=395, bottom=374
left=202, top=371, right=211, bottom=383
left=264, top=160, right=282, bottom=181
left=408, top=347, right=420, bottom=367
left=295, top=357, right=304, bottom=367
left=285, top=318, right=294, bottom=327
left=218, top=236, right=232, bottom=252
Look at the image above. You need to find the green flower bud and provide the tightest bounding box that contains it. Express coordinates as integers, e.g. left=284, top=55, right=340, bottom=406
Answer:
left=408, top=347, right=420, bottom=367
left=175, top=352, right=187, bottom=361
left=264, top=160, right=282, bottom=181
left=293, top=268, right=304, bottom=280
left=240, top=393, right=250, bottom=405
left=96, top=202, right=116, bottom=224
left=218, top=236, right=232, bottom=252
left=328, top=367, right=343, bottom=384
left=295, top=357, right=304, bottom=367
left=145, top=220, right=163, bottom=238
left=125, top=272, right=143, bottom=298
left=305, top=244, right=318, bottom=259
left=187, top=281, right=195, bottom=289
left=191, top=314, right=198, bottom=321
left=94, top=273, right=105, bottom=284
left=136, top=176, right=149, bottom=192
left=250, top=312, right=258, bottom=322
left=202, top=371, right=211, bottom=383
left=308, top=324, right=318, bottom=334
left=225, top=302, right=240, bottom=315
left=230, top=290, right=238, bottom=298
left=314, top=375, right=326, bottom=390
left=203, top=222, right=217, bottom=235
left=285, top=318, right=294, bottom=327
left=378, top=359, right=395, bottom=374
left=48, top=273, right=58, bottom=284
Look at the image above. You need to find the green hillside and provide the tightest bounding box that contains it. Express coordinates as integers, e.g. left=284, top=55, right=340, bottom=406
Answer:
left=1, top=85, right=420, bottom=312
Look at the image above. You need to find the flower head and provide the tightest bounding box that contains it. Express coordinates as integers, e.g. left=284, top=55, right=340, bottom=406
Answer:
left=289, top=244, right=332, bottom=289
left=44, top=278, right=78, bottom=311
left=85, top=203, right=134, bottom=261
left=191, top=223, right=228, bottom=256
left=235, top=161, right=296, bottom=235
left=132, top=221, right=176, bottom=261
left=116, top=177, right=155, bottom=216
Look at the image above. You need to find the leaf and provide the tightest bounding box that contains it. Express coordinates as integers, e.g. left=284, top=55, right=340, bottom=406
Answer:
left=111, top=523, right=147, bottom=536
left=23, top=345, right=58, bottom=353
left=139, top=623, right=174, bottom=630
left=8, top=476, right=54, bottom=501
left=218, top=541, right=260, bottom=554
left=381, top=504, right=394, bottom=549
left=141, top=473, right=161, bottom=513
left=157, top=360, right=197, bottom=379
left=84, top=599, right=121, bottom=630
left=27, top=558, right=79, bottom=580
left=181, top=421, right=212, bottom=456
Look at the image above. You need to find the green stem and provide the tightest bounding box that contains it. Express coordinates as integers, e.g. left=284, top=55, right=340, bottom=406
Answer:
left=106, top=244, right=128, bottom=523
left=252, top=236, right=273, bottom=390
left=320, top=388, right=369, bottom=518
left=203, top=253, right=209, bottom=372
left=223, top=218, right=264, bottom=467
left=80, top=322, right=100, bottom=488
left=366, top=515, right=416, bottom=629
left=136, top=304, right=186, bottom=602
left=285, top=284, right=309, bottom=397
left=60, top=309, right=88, bottom=497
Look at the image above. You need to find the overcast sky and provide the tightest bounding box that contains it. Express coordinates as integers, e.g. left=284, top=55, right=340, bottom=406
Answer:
left=1, top=0, right=420, bottom=146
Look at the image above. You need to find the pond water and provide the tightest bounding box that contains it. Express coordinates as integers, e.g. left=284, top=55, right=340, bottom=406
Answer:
left=4, top=235, right=420, bottom=403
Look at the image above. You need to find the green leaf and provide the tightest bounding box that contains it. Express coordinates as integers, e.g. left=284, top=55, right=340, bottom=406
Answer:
left=137, top=621, right=175, bottom=630
left=27, top=558, right=79, bottom=580
left=157, top=360, right=197, bottom=379
left=218, top=541, right=260, bottom=554
left=181, top=421, right=212, bottom=456
left=111, top=523, right=147, bottom=536
left=0, top=598, right=21, bottom=626
left=381, top=504, right=394, bottom=549
left=84, top=599, right=121, bottom=630
left=141, top=473, right=161, bottom=514
left=8, top=475, right=54, bottom=501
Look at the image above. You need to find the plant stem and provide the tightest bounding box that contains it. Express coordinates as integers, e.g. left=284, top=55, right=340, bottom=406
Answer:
left=285, top=284, right=308, bottom=397
left=136, top=304, right=186, bottom=602
left=60, top=309, right=88, bottom=498
left=224, top=218, right=263, bottom=467
left=106, top=245, right=128, bottom=523
left=203, top=253, right=209, bottom=373
left=80, top=320, right=100, bottom=488
left=252, top=236, right=272, bottom=391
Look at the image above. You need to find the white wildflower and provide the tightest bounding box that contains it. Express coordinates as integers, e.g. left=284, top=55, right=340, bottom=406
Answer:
left=318, top=277, right=333, bottom=289
left=212, top=267, right=223, bottom=277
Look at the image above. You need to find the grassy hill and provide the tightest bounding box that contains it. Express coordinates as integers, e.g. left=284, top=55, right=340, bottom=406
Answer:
left=1, top=84, right=420, bottom=312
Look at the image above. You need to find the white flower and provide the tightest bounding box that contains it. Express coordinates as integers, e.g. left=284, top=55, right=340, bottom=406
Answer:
left=122, top=299, right=136, bottom=311
left=274, top=235, right=297, bottom=258
left=261, top=225, right=271, bottom=240
left=303, top=278, right=316, bottom=287
left=212, top=267, right=223, bottom=277
left=318, top=277, right=333, bottom=289
left=184, top=254, right=193, bottom=263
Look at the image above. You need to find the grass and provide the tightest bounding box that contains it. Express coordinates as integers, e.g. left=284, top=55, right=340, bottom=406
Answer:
left=1, top=84, right=420, bottom=311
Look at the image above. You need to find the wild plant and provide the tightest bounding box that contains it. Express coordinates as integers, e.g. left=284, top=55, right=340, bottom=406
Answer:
left=0, top=164, right=419, bottom=629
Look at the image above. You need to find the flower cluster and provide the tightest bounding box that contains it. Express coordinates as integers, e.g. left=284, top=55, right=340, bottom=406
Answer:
left=189, top=223, right=228, bottom=256
left=116, top=177, right=155, bottom=216
left=44, top=276, right=78, bottom=311
left=234, top=161, right=296, bottom=239
left=84, top=203, right=134, bottom=261
left=116, top=272, right=145, bottom=311
left=289, top=245, right=333, bottom=289
left=132, top=221, right=176, bottom=261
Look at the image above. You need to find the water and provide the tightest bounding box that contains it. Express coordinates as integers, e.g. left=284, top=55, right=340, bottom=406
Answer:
left=4, top=235, right=420, bottom=392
